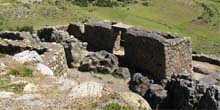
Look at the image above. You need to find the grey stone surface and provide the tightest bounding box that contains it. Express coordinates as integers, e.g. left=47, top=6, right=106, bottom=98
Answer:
left=193, top=54, right=220, bottom=66
left=79, top=51, right=119, bottom=74
left=67, top=23, right=85, bottom=41
left=36, top=63, right=54, bottom=76
left=198, top=86, right=220, bottom=109
left=0, top=92, right=15, bottom=99
left=124, top=27, right=192, bottom=81
left=0, top=31, right=32, bottom=41
left=84, top=21, right=116, bottom=52
left=13, top=50, right=43, bottom=64
left=68, top=81, right=112, bottom=99
left=145, top=84, right=167, bottom=109
left=16, top=94, right=42, bottom=101
left=119, top=92, right=151, bottom=110
left=23, top=83, right=38, bottom=92
left=113, top=67, right=130, bottom=79
left=61, top=37, right=87, bottom=68
left=164, top=72, right=208, bottom=109
left=129, top=73, right=151, bottom=96
left=193, top=63, right=215, bottom=75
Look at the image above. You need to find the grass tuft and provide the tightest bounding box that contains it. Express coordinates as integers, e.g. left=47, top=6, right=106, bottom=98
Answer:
left=0, top=79, right=27, bottom=93
left=0, top=53, right=6, bottom=58
left=7, top=66, right=33, bottom=77
left=103, top=102, right=133, bottom=110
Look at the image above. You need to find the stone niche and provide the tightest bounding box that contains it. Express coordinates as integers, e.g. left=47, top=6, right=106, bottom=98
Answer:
left=124, top=27, right=192, bottom=81
left=84, top=21, right=118, bottom=52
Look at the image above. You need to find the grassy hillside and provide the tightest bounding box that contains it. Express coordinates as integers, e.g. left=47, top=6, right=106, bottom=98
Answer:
left=0, top=0, right=219, bottom=55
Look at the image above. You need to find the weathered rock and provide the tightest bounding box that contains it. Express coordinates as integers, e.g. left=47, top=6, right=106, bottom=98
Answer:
left=13, top=50, right=43, bottom=64
left=23, top=83, right=38, bottom=92
left=36, top=63, right=54, bottom=76
left=164, top=72, right=208, bottom=109
left=67, top=23, right=85, bottom=41
left=124, top=27, right=192, bottom=81
left=37, top=27, right=56, bottom=42
left=0, top=31, right=32, bottom=41
left=79, top=51, right=119, bottom=74
left=61, top=37, right=88, bottom=68
left=129, top=73, right=151, bottom=96
left=198, top=86, right=220, bottom=109
left=68, top=81, right=112, bottom=99
left=22, top=100, right=44, bottom=106
left=57, top=77, right=78, bottom=91
left=38, top=26, right=87, bottom=68
left=37, top=26, right=69, bottom=43
left=119, top=92, right=152, bottom=110
left=0, top=92, right=15, bottom=98
left=193, top=64, right=215, bottom=75
left=16, top=94, right=42, bottom=101
left=193, top=54, right=220, bottom=66
left=113, top=67, right=130, bottom=79
left=84, top=21, right=117, bottom=52
left=145, top=84, right=167, bottom=109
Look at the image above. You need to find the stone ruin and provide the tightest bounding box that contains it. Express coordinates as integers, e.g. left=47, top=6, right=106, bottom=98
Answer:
left=0, top=31, right=67, bottom=76
left=0, top=20, right=219, bottom=109
left=67, top=20, right=192, bottom=81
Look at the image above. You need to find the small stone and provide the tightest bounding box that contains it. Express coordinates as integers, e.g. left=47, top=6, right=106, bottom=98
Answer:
left=13, top=50, right=43, bottom=64
left=57, top=77, right=77, bottom=91
left=0, top=63, right=6, bottom=68
left=119, top=92, right=151, bottom=109
left=68, top=81, right=112, bottom=99
left=16, top=94, right=41, bottom=101
left=113, top=67, right=130, bottom=79
left=36, top=63, right=54, bottom=76
left=0, top=92, right=15, bottom=98
left=23, top=83, right=38, bottom=92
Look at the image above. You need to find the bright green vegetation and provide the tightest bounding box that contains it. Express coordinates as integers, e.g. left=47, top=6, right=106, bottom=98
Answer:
left=0, top=79, right=27, bottom=93
left=0, top=53, right=6, bottom=58
left=103, top=103, right=132, bottom=110
left=0, top=0, right=219, bottom=55
left=7, top=66, right=33, bottom=77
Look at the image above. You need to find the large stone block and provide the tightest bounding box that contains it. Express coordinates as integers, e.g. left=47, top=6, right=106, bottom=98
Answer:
left=67, top=23, right=85, bottom=41
left=84, top=21, right=117, bottom=52
left=124, top=27, right=192, bottom=81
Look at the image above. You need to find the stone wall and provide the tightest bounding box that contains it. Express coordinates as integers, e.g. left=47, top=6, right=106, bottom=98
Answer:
left=164, top=36, right=192, bottom=77
left=67, top=23, right=85, bottom=41
left=124, top=27, right=166, bottom=80
left=42, top=43, right=68, bottom=76
left=124, top=27, right=192, bottom=81
left=84, top=21, right=117, bottom=52
left=0, top=39, right=68, bottom=76
left=193, top=54, right=220, bottom=66
left=0, top=31, right=32, bottom=40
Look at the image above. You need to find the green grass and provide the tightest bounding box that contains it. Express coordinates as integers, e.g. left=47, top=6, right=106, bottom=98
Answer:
left=103, top=103, right=132, bottom=110
left=0, top=53, right=6, bottom=58
left=7, top=66, right=33, bottom=77
left=0, top=79, right=27, bottom=93
left=0, top=0, right=219, bottom=55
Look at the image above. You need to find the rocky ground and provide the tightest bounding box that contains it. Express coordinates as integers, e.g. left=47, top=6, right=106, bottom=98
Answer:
left=0, top=21, right=220, bottom=110
left=0, top=65, right=150, bottom=110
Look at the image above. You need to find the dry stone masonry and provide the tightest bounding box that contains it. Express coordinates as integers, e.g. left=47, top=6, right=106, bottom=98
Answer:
left=0, top=32, right=67, bottom=76
left=124, top=27, right=192, bottom=81
left=1, top=20, right=219, bottom=109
